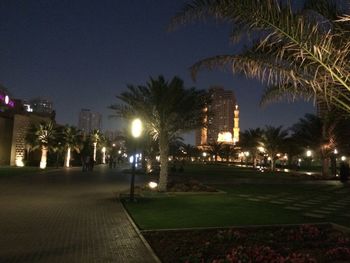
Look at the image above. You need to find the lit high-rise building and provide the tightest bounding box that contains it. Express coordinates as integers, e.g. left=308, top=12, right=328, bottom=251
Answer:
left=29, top=98, right=53, bottom=114
left=196, top=86, right=239, bottom=146
left=78, top=109, right=102, bottom=134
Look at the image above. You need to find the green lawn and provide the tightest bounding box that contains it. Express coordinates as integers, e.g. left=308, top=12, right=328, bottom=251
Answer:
left=0, top=166, right=54, bottom=177
left=169, top=163, right=320, bottom=182
left=124, top=164, right=347, bottom=230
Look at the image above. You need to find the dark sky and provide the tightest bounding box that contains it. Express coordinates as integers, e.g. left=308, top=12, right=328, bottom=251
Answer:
left=0, top=0, right=314, bottom=143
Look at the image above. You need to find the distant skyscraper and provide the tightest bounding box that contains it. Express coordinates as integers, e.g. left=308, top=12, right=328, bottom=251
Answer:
left=78, top=109, right=102, bottom=133
left=196, top=86, right=239, bottom=146
left=29, top=98, right=53, bottom=114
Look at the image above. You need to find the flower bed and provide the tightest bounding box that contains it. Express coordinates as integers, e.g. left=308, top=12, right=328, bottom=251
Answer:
left=142, top=224, right=350, bottom=263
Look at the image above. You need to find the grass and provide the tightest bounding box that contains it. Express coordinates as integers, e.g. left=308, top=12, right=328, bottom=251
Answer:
left=0, top=166, right=55, bottom=177
left=124, top=164, right=348, bottom=230
left=167, top=163, right=322, bottom=183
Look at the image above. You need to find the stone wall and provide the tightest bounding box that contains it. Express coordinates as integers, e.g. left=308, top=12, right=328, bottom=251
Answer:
left=10, top=114, right=51, bottom=166
left=0, top=115, right=14, bottom=165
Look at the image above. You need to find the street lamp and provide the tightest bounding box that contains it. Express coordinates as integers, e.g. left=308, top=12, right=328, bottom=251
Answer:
left=130, top=118, right=143, bottom=201
left=306, top=150, right=312, bottom=157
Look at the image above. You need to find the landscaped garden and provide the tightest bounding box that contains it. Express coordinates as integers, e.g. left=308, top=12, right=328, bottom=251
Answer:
left=123, top=164, right=350, bottom=262
left=143, top=224, right=350, bottom=263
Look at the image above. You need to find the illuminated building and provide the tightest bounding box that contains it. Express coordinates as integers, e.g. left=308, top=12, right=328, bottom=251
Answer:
left=29, top=97, right=53, bottom=114
left=196, top=86, right=239, bottom=146
left=0, top=91, right=52, bottom=166
left=78, top=109, right=102, bottom=134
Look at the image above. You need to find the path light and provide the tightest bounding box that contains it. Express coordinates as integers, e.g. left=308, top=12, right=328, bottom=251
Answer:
left=334, top=149, right=338, bottom=154
left=202, top=152, right=207, bottom=157
left=341, top=156, right=346, bottom=161
left=130, top=118, right=143, bottom=201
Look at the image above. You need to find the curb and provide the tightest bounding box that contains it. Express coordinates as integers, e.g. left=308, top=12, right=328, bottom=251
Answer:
left=140, top=222, right=332, bottom=233
left=116, top=194, right=162, bottom=263
left=331, top=223, right=350, bottom=233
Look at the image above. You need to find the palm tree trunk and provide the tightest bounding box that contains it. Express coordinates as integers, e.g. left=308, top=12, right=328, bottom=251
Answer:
left=65, top=147, right=71, bottom=168
left=322, top=157, right=330, bottom=177
left=271, top=159, right=275, bottom=171
left=158, top=133, right=169, bottom=192
left=253, top=157, right=257, bottom=168
left=93, top=142, right=97, bottom=162
left=40, top=146, right=48, bottom=169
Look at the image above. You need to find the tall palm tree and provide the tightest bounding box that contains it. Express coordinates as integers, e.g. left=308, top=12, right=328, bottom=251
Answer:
left=290, top=112, right=350, bottom=177
left=25, top=121, right=56, bottom=169
left=110, top=75, right=209, bottom=191
left=261, top=126, right=288, bottom=171
left=208, top=141, right=223, bottom=162
left=219, top=144, right=236, bottom=163
left=239, top=128, right=264, bottom=168
left=171, top=0, right=350, bottom=113
left=59, top=125, right=82, bottom=168
left=182, top=144, right=199, bottom=161
left=90, top=129, right=103, bottom=162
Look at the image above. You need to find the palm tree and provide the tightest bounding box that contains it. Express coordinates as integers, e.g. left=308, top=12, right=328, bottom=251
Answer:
left=59, top=125, right=82, bottom=168
left=290, top=113, right=350, bottom=177
left=239, top=128, right=263, bottom=168
left=90, top=129, right=103, bottom=162
left=219, top=144, right=236, bottom=163
left=208, top=141, right=223, bottom=162
left=182, top=144, right=199, bottom=161
left=110, top=75, right=209, bottom=191
left=25, top=121, right=56, bottom=169
left=261, top=126, right=288, bottom=171
left=171, top=0, right=350, bottom=113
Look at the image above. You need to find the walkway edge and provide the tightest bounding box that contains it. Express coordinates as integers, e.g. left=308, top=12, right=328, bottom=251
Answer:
left=116, top=194, right=162, bottom=263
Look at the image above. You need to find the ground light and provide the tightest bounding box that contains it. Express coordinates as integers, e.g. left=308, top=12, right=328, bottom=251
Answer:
left=130, top=118, right=143, bottom=201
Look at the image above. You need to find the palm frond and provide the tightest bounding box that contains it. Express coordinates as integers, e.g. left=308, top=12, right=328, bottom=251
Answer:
left=260, top=84, right=316, bottom=107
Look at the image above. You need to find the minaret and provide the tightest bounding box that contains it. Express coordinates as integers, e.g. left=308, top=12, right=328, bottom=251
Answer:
left=233, top=105, right=240, bottom=144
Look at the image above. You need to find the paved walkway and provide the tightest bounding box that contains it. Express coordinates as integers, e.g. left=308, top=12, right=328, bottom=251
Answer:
left=0, top=165, right=157, bottom=263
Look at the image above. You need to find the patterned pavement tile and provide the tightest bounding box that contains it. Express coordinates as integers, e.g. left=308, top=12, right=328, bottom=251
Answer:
left=0, top=166, right=157, bottom=263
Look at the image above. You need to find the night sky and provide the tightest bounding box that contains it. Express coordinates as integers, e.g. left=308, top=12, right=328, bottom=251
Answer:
left=0, top=0, right=314, bottom=143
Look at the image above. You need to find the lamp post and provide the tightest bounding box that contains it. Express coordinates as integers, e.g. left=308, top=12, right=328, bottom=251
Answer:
left=130, top=118, right=143, bottom=201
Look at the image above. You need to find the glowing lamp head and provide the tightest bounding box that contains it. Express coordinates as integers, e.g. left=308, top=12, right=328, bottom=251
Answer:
left=148, top=181, right=158, bottom=189
left=306, top=150, right=312, bottom=157
left=131, top=118, right=142, bottom=138
left=4, top=95, right=9, bottom=105
left=341, top=156, right=346, bottom=161
left=334, top=149, right=338, bottom=154
left=202, top=152, right=207, bottom=157
left=101, top=147, right=106, bottom=153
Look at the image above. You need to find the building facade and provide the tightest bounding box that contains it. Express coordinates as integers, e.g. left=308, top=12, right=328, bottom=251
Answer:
left=195, top=86, right=240, bottom=147
left=0, top=92, right=52, bottom=166
left=29, top=97, right=53, bottom=114
left=78, top=109, right=102, bottom=134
